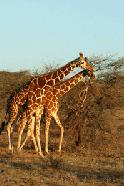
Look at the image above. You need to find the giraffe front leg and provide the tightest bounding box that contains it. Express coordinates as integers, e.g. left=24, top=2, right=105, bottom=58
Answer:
left=45, top=115, right=51, bottom=155
left=36, top=122, right=44, bottom=157
left=53, top=113, right=64, bottom=154
left=36, top=110, right=44, bottom=157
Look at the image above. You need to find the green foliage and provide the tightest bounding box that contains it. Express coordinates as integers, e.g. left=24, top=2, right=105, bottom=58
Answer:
left=82, top=69, right=90, bottom=76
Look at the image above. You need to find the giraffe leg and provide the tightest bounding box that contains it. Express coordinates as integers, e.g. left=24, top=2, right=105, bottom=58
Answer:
left=31, top=119, right=39, bottom=153
left=53, top=113, right=64, bottom=154
left=6, top=104, right=19, bottom=152
left=35, top=109, right=44, bottom=157
left=6, top=123, right=13, bottom=152
left=45, top=114, right=51, bottom=154
left=18, top=116, right=38, bottom=152
left=17, top=112, right=27, bottom=150
left=7, top=117, right=17, bottom=152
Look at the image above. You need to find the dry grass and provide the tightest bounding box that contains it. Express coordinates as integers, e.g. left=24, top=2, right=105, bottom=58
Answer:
left=0, top=127, right=124, bottom=186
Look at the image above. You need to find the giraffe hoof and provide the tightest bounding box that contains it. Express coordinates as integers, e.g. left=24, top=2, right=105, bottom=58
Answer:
left=9, top=145, right=14, bottom=153
left=39, top=152, right=44, bottom=158
left=17, top=148, right=21, bottom=152
left=36, top=148, right=39, bottom=153
left=56, top=150, right=62, bottom=156
left=44, top=151, right=50, bottom=157
left=8, top=147, right=14, bottom=154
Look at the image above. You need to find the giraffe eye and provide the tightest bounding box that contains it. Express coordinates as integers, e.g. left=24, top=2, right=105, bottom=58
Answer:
left=80, top=61, right=84, bottom=64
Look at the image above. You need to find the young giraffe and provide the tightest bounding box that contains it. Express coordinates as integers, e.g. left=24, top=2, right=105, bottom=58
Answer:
left=18, top=69, right=94, bottom=156
left=0, top=53, right=93, bottom=152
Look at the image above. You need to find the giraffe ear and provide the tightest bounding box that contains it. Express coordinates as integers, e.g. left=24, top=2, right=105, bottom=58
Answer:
left=85, top=57, right=88, bottom=62
left=79, top=52, right=84, bottom=59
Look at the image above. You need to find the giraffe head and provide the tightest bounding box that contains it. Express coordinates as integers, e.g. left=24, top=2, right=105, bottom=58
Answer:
left=79, top=53, right=94, bottom=77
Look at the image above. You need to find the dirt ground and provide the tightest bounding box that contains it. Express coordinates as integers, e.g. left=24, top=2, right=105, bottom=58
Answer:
left=0, top=129, right=124, bottom=186
left=0, top=71, right=124, bottom=186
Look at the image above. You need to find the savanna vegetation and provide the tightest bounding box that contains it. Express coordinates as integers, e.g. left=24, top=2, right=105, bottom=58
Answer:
left=0, top=55, right=124, bottom=186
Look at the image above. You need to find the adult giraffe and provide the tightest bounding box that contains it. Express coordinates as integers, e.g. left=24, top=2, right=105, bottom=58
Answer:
left=18, top=69, right=95, bottom=157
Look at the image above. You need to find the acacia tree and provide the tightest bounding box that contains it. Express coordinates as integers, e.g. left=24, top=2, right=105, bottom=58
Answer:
left=89, top=54, right=124, bottom=79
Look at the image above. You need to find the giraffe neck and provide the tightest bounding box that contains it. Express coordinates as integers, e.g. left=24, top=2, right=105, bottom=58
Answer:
left=51, top=71, right=87, bottom=98
left=33, top=59, right=80, bottom=88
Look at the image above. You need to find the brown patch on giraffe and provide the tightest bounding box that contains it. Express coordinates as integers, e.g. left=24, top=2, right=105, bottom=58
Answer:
left=60, top=73, right=64, bottom=79
left=64, top=69, right=70, bottom=76
left=57, top=70, right=63, bottom=77
left=31, top=103, right=38, bottom=110
left=46, top=85, right=53, bottom=92
left=32, top=94, right=37, bottom=103
left=21, top=97, right=27, bottom=104
left=40, top=89, right=44, bottom=95
left=46, top=93, right=53, bottom=100
left=68, top=66, right=72, bottom=71
left=30, top=79, right=38, bottom=88
left=60, top=90, right=64, bottom=95
left=47, top=101, right=54, bottom=108
left=47, top=79, right=54, bottom=86
left=64, top=86, right=69, bottom=92
left=55, top=91, right=61, bottom=97
left=52, top=96, right=57, bottom=102
left=15, top=97, right=20, bottom=103
left=27, top=91, right=32, bottom=97
left=42, top=96, right=46, bottom=104
left=27, top=107, right=35, bottom=117
left=37, top=77, right=46, bottom=87
left=65, top=81, right=70, bottom=87
left=55, top=77, right=60, bottom=84
left=70, top=83, right=75, bottom=88
left=52, top=71, right=59, bottom=79
left=52, top=88, right=58, bottom=95
left=37, top=98, right=42, bottom=104
left=46, top=73, right=52, bottom=81
left=53, top=102, right=57, bottom=108
left=35, top=88, right=41, bottom=97
left=60, top=84, right=66, bottom=90
left=74, top=78, right=79, bottom=84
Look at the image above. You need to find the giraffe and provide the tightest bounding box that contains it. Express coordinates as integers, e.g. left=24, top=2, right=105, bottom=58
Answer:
left=17, top=54, right=94, bottom=156
left=18, top=69, right=95, bottom=156
left=0, top=53, right=94, bottom=153
left=16, top=54, right=94, bottom=155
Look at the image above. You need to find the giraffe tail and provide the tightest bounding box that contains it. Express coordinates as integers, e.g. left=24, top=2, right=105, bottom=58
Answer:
left=0, top=121, right=6, bottom=134
left=0, top=113, right=9, bottom=134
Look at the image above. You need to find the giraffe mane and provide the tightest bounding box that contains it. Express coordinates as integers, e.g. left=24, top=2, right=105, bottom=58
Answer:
left=38, top=56, right=81, bottom=77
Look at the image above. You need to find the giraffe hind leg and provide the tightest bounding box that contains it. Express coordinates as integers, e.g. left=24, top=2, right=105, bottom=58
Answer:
left=6, top=124, right=13, bottom=152
left=18, top=116, right=38, bottom=152
left=17, top=112, right=27, bottom=149
left=6, top=119, right=16, bottom=152
left=6, top=104, right=19, bottom=152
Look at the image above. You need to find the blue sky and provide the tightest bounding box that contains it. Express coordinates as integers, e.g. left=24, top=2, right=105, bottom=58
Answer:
left=0, top=0, right=124, bottom=71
